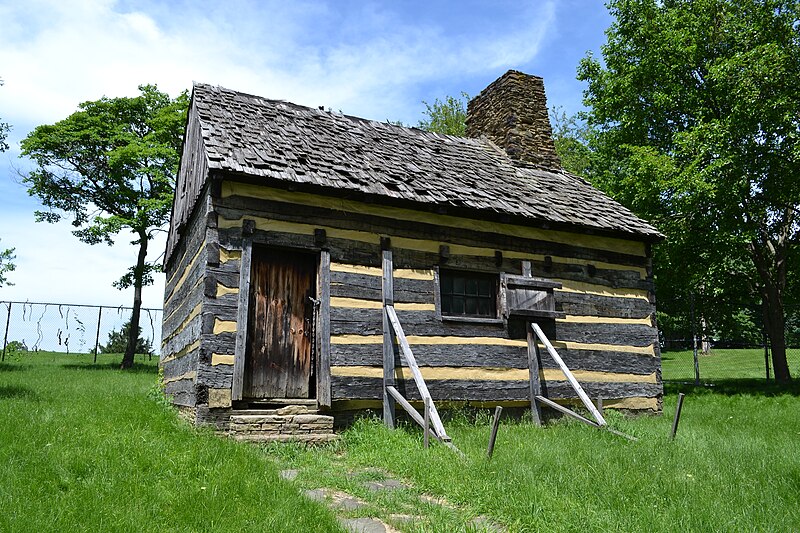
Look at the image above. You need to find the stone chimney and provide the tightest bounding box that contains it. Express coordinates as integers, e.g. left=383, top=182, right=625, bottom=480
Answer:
left=466, top=70, right=561, bottom=170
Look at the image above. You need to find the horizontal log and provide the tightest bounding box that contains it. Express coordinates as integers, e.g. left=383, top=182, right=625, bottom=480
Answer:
left=556, top=291, right=654, bottom=320
left=162, top=314, right=203, bottom=358
left=163, top=285, right=204, bottom=340
left=201, top=332, right=237, bottom=355
left=165, top=210, right=208, bottom=298
left=203, top=300, right=238, bottom=322
left=331, top=307, right=657, bottom=347
left=197, top=363, right=233, bottom=388
left=215, top=195, right=650, bottom=268
left=165, top=378, right=197, bottom=407
left=331, top=307, right=508, bottom=338
left=555, top=322, right=658, bottom=348
left=331, top=376, right=661, bottom=401
left=162, top=347, right=199, bottom=379
left=330, top=344, right=658, bottom=375
left=330, top=270, right=433, bottom=303
left=164, top=249, right=206, bottom=313
left=217, top=225, right=650, bottom=293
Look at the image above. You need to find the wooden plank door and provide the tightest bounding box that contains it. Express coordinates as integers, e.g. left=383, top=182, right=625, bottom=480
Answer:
left=244, top=248, right=316, bottom=399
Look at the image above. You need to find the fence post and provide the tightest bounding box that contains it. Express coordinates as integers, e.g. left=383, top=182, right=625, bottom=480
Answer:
left=1, top=302, right=11, bottom=362
left=93, top=306, right=103, bottom=364
left=691, top=294, right=700, bottom=385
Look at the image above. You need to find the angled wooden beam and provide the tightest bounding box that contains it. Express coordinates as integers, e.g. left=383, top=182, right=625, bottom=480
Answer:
left=530, top=322, right=606, bottom=426
left=535, top=395, right=600, bottom=428
left=385, top=305, right=449, bottom=441
left=386, top=385, right=443, bottom=440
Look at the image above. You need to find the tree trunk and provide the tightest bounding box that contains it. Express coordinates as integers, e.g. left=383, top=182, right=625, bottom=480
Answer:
left=761, top=283, right=791, bottom=383
left=121, top=234, right=148, bottom=369
left=750, top=237, right=792, bottom=384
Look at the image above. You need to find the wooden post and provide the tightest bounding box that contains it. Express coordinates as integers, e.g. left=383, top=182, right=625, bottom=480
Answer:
left=526, top=323, right=543, bottom=426
left=691, top=294, right=700, bottom=385
left=595, top=397, right=603, bottom=417
left=424, top=397, right=430, bottom=449
left=232, top=220, right=255, bottom=401
left=382, top=246, right=396, bottom=429
left=316, top=250, right=331, bottom=407
left=93, top=306, right=102, bottom=364
left=1, top=302, right=11, bottom=362
left=487, top=406, right=503, bottom=459
left=670, top=393, right=686, bottom=440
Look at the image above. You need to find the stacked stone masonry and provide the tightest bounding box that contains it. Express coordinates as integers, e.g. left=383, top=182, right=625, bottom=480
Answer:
left=466, top=70, right=562, bottom=170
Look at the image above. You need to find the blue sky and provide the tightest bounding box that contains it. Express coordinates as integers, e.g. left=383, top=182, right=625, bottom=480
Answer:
left=0, top=0, right=612, bottom=310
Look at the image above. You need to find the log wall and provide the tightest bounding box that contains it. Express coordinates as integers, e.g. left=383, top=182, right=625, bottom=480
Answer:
left=185, top=180, right=662, bottom=415
left=161, top=193, right=209, bottom=407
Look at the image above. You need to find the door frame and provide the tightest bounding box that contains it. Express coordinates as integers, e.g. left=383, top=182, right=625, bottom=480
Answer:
left=242, top=245, right=317, bottom=399
left=230, top=227, right=330, bottom=406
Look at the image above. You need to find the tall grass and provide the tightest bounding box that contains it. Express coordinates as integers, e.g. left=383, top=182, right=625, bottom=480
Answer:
left=0, top=353, right=342, bottom=532
left=274, top=385, right=800, bottom=532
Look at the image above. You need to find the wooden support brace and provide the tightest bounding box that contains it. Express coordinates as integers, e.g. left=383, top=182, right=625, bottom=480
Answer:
left=530, top=322, right=606, bottom=426
left=385, top=305, right=449, bottom=441
left=386, top=386, right=443, bottom=440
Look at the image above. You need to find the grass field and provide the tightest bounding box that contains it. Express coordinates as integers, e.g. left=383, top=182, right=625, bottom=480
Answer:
left=2, top=352, right=799, bottom=532
left=661, top=346, right=800, bottom=382
left=0, top=353, right=342, bottom=533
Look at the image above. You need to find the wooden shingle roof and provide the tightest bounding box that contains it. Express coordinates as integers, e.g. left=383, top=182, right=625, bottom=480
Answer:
left=191, top=83, right=662, bottom=241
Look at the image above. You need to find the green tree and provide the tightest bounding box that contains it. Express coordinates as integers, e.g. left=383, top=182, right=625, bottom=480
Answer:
left=549, top=106, right=593, bottom=177
left=578, top=0, right=800, bottom=382
left=417, top=92, right=469, bottom=136
left=21, top=85, right=188, bottom=369
left=0, top=241, right=15, bottom=288
left=100, top=318, right=153, bottom=356
left=1, top=79, right=15, bottom=285
left=0, top=78, right=10, bottom=152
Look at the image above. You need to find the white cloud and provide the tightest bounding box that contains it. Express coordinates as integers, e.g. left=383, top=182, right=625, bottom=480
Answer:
left=0, top=0, right=557, bottom=310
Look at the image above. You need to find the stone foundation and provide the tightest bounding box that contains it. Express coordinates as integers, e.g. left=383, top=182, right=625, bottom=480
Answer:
left=228, top=412, right=336, bottom=443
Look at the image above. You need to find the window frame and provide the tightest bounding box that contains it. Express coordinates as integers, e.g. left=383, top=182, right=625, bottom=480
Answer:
left=435, top=268, right=503, bottom=324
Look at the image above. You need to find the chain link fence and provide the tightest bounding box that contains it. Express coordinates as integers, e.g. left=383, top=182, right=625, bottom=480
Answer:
left=1, top=301, right=162, bottom=362
left=660, top=338, right=800, bottom=383
left=657, top=295, right=800, bottom=383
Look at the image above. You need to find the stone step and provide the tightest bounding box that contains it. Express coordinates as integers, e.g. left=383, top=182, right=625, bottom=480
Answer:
left=228, top=411, right=335, bottom=444
left=231, top=405, right=318, bottom=416
left=230, top=413, right=333, bottom=425
left=232, top=433, right=338, bottom=444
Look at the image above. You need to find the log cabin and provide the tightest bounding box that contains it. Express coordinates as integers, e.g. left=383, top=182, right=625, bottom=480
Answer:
left=161, top=70, right=663, bottom=441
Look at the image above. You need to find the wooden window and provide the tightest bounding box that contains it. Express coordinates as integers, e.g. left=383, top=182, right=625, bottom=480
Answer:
left=440, top=270, right=497, bottom=318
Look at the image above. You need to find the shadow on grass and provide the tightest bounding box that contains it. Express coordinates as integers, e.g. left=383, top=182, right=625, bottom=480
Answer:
left=665, top=379, right=800, bottom=397
left=0, top=385, right=38, bottom=400
left=61, top=362, right=158, bottom=375
left=0, top=363, right=31, bottom=372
